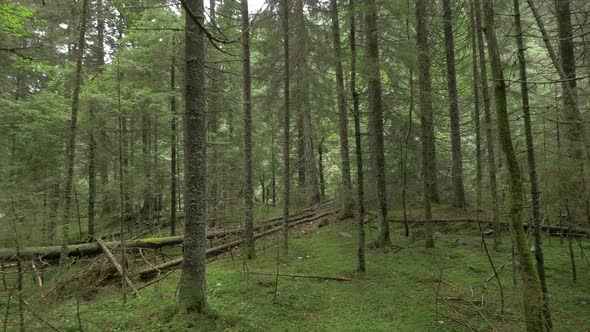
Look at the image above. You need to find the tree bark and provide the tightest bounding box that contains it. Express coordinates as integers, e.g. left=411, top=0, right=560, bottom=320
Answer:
left=365, top=0, right=391, bottom=248
left=330, top=0, right=353, bottom=218
left=350, top=0, right=366, bottom=272
left=170, top=49, right=177, bottom=236
left=241, top=0, right=255, bottom=259
left=513, top=0, right=552, bottom=328
left=416, top=0, right=435, bottom=248
left=474, top=0, right=501, bottom=249
left=483, top=1, right=545, bottom=330
left=61, top=0, right=90, bottom=261
left=281, top=0, right=291, bottom=255
left=178, top=0, right=208, bottom=314
left=442, top=0, right=466, bottom=208
left=468, top=0, right=483, bottom=212
left=318, top=138, right=326, bottom=199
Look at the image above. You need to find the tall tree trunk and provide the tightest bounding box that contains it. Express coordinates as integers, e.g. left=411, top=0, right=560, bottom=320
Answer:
left=281, top=0, right=291, bottom=255
left=271, top=122, right=277, bottom=207
left=483, top=1, right=545, bottom=330
left=416, top=0, right=435, bottom=248
left=207, top=0, right=220, bottom=228
left=469, top=0, right=483, bottom=212
left=442, top=0, right=466, bottom=208
left=294, top=0, right=320, bottom=206
left=170, top=50, right=177, bottom=236
left=178, top=0, right=208, bottom=313
left=330, top=0, right=353, bottom=217
left=366, top=0, right=391, bottom=248
left=474, top=0, right=501, bottom=249
left=61, top=0, right=89, bottom=260
left=241, top=0, right=255, bottom=259
left=350, top=0, right=365, bottom=272
left=402, top=0, right=414, bottom=237
left=513, top=0, right=552, bottom=328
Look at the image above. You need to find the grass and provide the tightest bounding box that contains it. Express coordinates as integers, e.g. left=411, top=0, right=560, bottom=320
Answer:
left=2, top=211, right=590, bottom=331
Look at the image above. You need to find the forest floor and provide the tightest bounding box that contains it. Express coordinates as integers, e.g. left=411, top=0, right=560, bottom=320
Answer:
left=3, top=207, right=590, bottom=331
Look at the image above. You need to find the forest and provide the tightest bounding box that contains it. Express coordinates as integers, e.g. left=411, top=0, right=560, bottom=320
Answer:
left=0, top=0, right=589, bottom=330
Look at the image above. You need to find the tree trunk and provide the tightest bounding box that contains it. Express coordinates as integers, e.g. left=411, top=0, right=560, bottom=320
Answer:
left=207, top=0, right=220, bottom=228
left=330, top=0, right=353, bottom=218
left=61, top=0, right=90, bottom=261
left=442, top=0, right=466, bottom=208
left=281, top=0, right=291, bottom=255
left=468, top=0, right=483, bottom=212
left=170, top=50, right=177, bottom=236
left=416, top=0, right=435, bottom=248
left=241, top=0, right=255, bottom=259
left=178, top=0, right=208, bottom=314
left=365, top=0, right=391, bottom=248
left=318, top=138, right=326, bottom=199
left=350, top=0, right=366, bottom=272
left=483, top=1, right=545, bottom=330
left=474, top=0, right=501, bottom=249
left=294, top=0, right=320, bottom=206
left=513, top=0, right=552, bottom=328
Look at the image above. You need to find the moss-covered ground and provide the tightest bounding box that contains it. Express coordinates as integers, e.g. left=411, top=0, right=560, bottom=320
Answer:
left=2, top=208, right=589, bottom=331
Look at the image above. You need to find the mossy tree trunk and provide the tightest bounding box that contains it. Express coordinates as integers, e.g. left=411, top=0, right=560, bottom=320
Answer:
left=513, top=0, right=552, bottom=327
left=178, top=0, right=208, bottom=313
left=416, top=0, right=435, bottom=248
left=365, top=0, right=391, bottom=248
left=281, top=0, right=291, bottom=255
left=483, top=1, right=545, bottom=330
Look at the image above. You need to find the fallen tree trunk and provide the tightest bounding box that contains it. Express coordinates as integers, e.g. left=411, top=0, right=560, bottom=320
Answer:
left=0, top=208, right=332, bottom=262
left=138, top=209, right=337, bottom=280
left=390, top=218, right=589, bottom=236
left=96, top=237, right=141, bottom=299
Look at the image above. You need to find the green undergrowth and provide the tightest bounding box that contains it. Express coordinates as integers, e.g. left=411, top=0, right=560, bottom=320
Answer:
left=3, top=214, right=590, bottom=331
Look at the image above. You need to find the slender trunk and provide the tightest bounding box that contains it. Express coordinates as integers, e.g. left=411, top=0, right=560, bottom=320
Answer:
left=469, top=0, right=483, bottom=212
left=365, top=0, right=391, bottom=248
left=272, top=122, right=276, bottom=207
left=350, top=0, right=365, bottom=272
left=281, top=0, right=291, bottom=255
left=61, top=0, right=89, bottom=261
left=242, top=0, right=255, bottom=259
left=513, top=0, right=552, bottom=328
left=318, top=138, right=326, bottom=199
left=170, top=51, right=177, bottom=236
left=294, top=0, right=320, bottom=206
left=474, top=0, right=501, bottom=249
left=178, top=0, right=208, bottom=313
left=416, top=0, right=434, bottom=248
left=330, top=0, right=353, bottom=217
left=207, top=0, right=220, bottom=228
left=442, top=0, right=466, bottom=208
left=483, top=1, right=545, bottom=330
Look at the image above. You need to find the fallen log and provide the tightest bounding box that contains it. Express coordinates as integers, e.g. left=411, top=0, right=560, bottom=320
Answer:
left=246, top=271, right=351, bottom=281
left=138, top=209, right=338, bottom=280
left=390, top=218, right=589, bottom=236
left=0, top=210, right=325, bottom=262
left=96, top=237, right=141, bottom=298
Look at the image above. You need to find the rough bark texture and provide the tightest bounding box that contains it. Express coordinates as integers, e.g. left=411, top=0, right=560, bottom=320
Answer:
left=178, top=0, right=208, bottom=314
left=483, top=1, right=545, bottom=330
left=281, top=0, right=291, bottom=255
left=349, top=0, right=365, bottom=272
left=241, top=0, right=255, bottom=259
left=442, top=0, right=466, bottom=208
left=318, top=138, right=326, bottom=199
left=329, top=0, right=353, bottom=218
left=365, top=0, right=391, bottom=248
left=207, top=0, right=220, bottom=228
left=61, top=0, right=89, bottom=260
left=513, top=0, right=552, bottom=327
left=474, top=0, right=501, bottom=249
left=416, top=0, right=435, bottom=248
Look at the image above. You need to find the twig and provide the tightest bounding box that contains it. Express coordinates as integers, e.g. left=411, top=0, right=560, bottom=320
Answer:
left=248, top=271, right=352, bottom=281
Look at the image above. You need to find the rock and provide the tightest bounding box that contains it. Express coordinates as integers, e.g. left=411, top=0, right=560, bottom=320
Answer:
left=338, top=232, right=353, bottom=239
left=455, top=239, right=468, bottom=245
left=433, top=231, right=443, bottom=239
left=314, top=219, right=329, bottom=229
left=483, top=229, right=494, bottom=236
